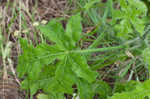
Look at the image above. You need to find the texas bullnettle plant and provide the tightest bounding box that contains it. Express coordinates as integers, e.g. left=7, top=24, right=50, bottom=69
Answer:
left=17, top=13, right=122, bottom=99
left=17, top=0, right=150, bottom=99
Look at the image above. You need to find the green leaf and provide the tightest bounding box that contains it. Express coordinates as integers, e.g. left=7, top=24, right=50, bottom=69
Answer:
left=37, top=94, right=49, bottom=99
left=34, top=43, right=64, bottom=64
left=114, top=81, right=138, bottom=93
left=84, top=0, right=100, bottom=10
left=47, top=93, right=65, bottom=99
left=40, top=57, right=75, bottom=94
left=109, top=79, right=150, bottom=99
left=93, top=80, right=112, bottom=99
left=112, top=0, right=147, bottom=39
left=21, top=78, right=40, bottom=96
left=66, top=13, right=82, bottom=46
left=54, top=57, right=77, bottom=94
left=77, top=79, right=94, bottom=99
left=17, top=39, right=35, bottom=78
left=142, top=48, right=150, bottom=72
left=30, top=82, right=40, bottom=96
left=38, top=19, right=66, bottom=49
left=17, top=40, right=64, bottom=78
left=69, top=53, right=98, bottom=83
left=19, top=38, right=33, bottom=51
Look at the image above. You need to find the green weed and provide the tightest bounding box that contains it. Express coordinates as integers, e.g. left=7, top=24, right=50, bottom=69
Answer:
left=16, top=0, right=150, bottom=99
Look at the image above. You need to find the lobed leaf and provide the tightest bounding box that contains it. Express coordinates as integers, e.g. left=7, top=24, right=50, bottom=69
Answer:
left=77, top=79, right=94, bottom=99
left=66, top=13, right=82, bottom=46
left=38, top=19, right=66, bottom=49
left=69, top=53, right=98, bottom=83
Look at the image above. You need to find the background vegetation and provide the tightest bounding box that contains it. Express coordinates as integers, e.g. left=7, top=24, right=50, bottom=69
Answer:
left=1, top=0, right=150, bottom=99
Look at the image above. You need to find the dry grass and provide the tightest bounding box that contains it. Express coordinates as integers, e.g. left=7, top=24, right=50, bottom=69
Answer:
left=0, top=0, right=71, bottom=98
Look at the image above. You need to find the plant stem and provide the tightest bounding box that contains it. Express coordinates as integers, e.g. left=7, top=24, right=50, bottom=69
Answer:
left=71, top=44, right=124, bottom=54
left=72, top=37, right=140, bottom=54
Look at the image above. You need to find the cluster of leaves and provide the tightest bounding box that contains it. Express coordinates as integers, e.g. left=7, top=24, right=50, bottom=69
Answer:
left=109, top=79, right=150, bottom=99
left=17, top=0, right=150, bottom=99
left=112, top=0, right=147, bottom=39
left=17, top=14, right=113, bottom=99
left=109, top=0, right=150, bottom=98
